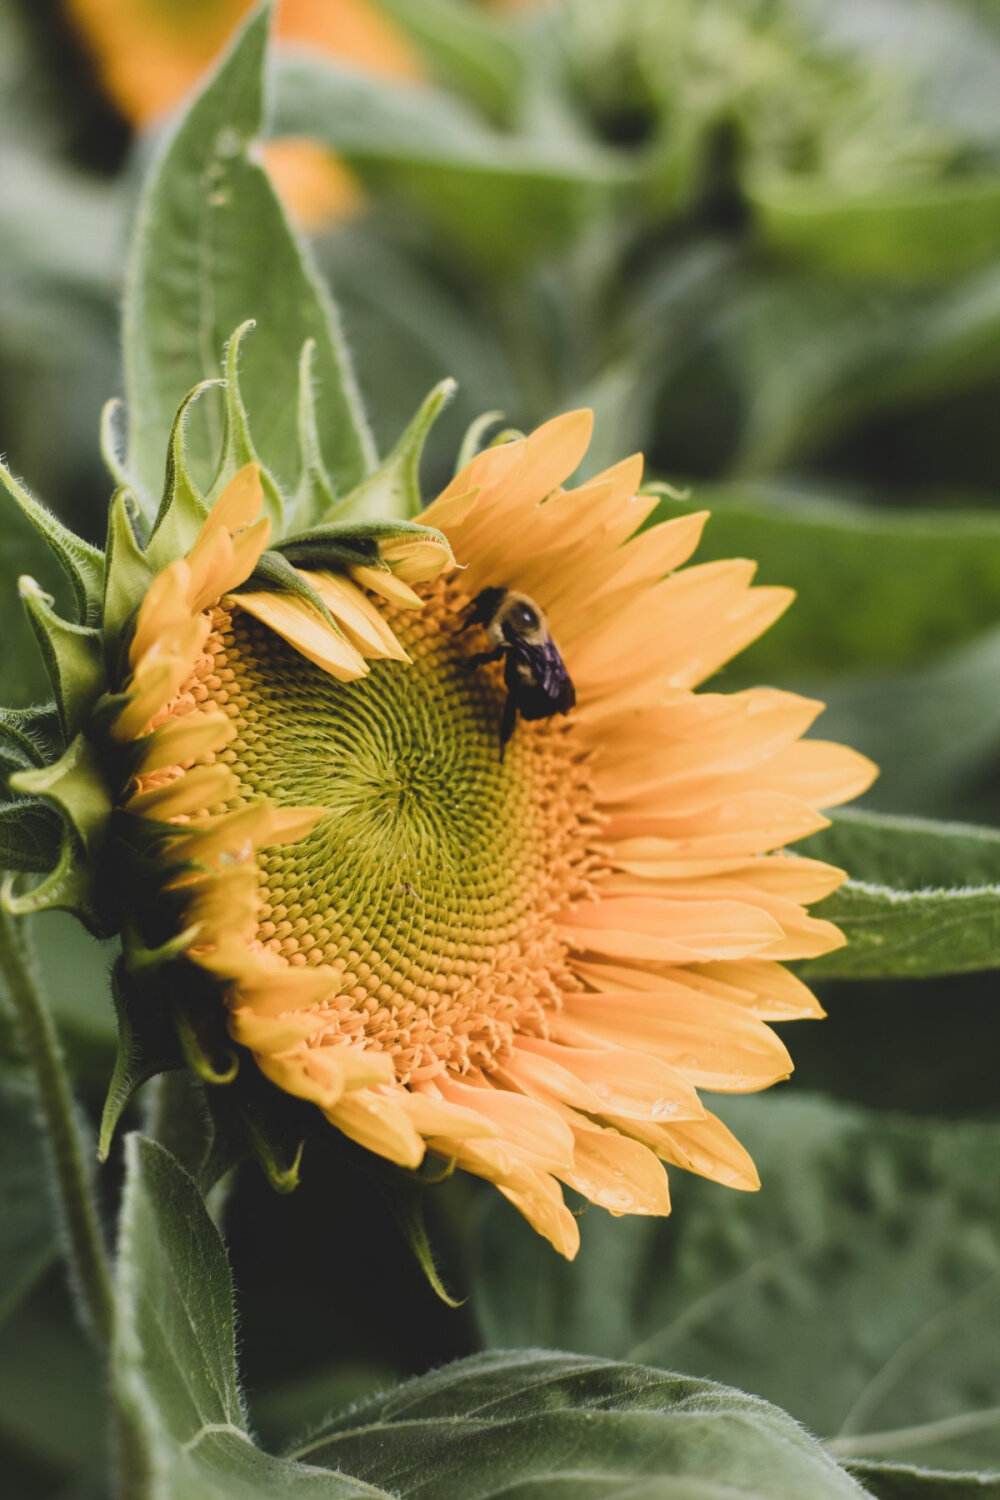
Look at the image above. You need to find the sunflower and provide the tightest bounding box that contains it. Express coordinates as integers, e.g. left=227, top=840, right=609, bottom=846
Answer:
left=1, top=358, right=874, bottom=1258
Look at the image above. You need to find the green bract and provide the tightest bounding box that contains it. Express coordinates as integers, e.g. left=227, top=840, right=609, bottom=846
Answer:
left=0, top=329, right=453, bottom=1174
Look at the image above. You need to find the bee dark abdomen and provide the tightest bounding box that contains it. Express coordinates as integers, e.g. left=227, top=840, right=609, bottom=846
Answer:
left=503, top=641, right=575, bottom=719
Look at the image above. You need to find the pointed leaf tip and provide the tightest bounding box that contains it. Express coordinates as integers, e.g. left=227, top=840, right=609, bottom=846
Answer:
left=0, top=464, right=104, bottom=624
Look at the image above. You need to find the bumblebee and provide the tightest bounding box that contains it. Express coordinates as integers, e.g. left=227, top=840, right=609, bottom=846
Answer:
left=463, top=588, right=576, bottom=756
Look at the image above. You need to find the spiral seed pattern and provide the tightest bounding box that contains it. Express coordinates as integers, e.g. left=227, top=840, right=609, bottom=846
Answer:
left=187, top=580, right=598, bottom=1080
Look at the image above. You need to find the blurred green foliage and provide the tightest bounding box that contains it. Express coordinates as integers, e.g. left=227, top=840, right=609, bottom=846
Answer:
left=4, top=0, right=1000, bottom=1496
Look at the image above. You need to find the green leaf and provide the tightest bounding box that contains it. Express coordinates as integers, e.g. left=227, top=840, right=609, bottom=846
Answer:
left=749, top=173, right=1000, bottom=284
left=0, top=1075, right=57, bottom=1328
left=112, top=1133, right=385, bottom=1498
left=272, top=56, right=634, bottom=272
left=252, top=1363, right=398, bottom=1454
left=654, top=261, right=1000, bottom=478
left=123, top=6, right=374, bottom=516
left=802, top=808, right=1000, bottom=979
left=3, top=830, right=99, bottom=930
left=814, top=625, right=1000, bottom=824
left=376, top=0, right=521, bottom=118
left=471, top=1095, right=1000, bottom=1477
left=289, top=1349, right=865, bottom=1497
left=845, top=1459, right=1000, bottom=1498
left=658, top=487, right=1000, bottom=679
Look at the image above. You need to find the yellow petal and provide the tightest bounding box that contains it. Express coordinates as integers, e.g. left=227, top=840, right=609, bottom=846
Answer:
left=325, top=1086, right=425, bottom=1169
left=231, top=591, right=369, bottom=680
left=556, top=990, right=793, bottom=1092
left=172, top=802, right=325, bottom=867
left=500, top=1036, right=704, bottom=1123
left=557, top=1113, right=671, bottom=1217
left=126, top=762, right=238, bottom=821
left=558, top=894, right=785, bottom=962
left=518, top=410, right=594, bottom=502
left=435, top=1074, right=575, bottom=1170
left=301, top=569, right=409, bottom=660
left=400, top=1089, right=499, bottom=1142
left=136, top=710, right=236, bottom=774
left=228, top=1008, right=326, bottom=1054
left=684, top=959, right=826, bottom=1021
left=349, top=564, right=424, bottom=608
left=229, top=963, right=341, bottom=1017
left=378, top=533, right=454, bottom=584
left=498, top=1171, right=580, bottom=1260
left=627, top=1109, right=761, bottom=1192
left=128, top=559, right=193, bottom=667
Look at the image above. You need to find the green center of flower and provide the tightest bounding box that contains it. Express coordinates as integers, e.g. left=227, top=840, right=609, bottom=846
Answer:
left=202, top=581, right=596, bottom=1081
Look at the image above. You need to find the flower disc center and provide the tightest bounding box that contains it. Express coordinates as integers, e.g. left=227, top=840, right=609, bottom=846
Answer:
left=202, top=580, right=595, bottom=1081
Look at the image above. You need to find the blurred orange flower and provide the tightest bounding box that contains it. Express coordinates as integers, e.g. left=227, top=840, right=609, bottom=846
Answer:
left=65, top=0, right=424, bottom=224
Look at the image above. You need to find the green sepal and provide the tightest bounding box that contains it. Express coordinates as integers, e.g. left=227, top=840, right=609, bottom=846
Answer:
left=236, top=548, right=346, bottom=638
left=320, top=379, right=456, bottom=524
left=99, top=397, right=131, bottom=491
left=171, top=992, right=239, bottom=1086
left=144, top=380, right=219, bottom=573
left=103, top=487, right=154, bottom=661
left=274, top=534, right=379, bottom=572
left=290, top=338, right=339, bottom=531
left=0, top=704, right=62, bottom=778
left=372, top=1164, right=463, bottom=1307
left=0, top=463, right=104, bottom=625
left=277, top=517, right=451, bottom=574
left=10, top=734, right=111, bottom=857
left=19, top=579, right=105, bottom=740
left=0, top=798, right=62, bottom=874
left=98, top=948, right=188, bottom=1162
left=489, top=425, right=526, bottom=447
left=207, top=321, right=285, bottom=534
left=204, top=1082, right=305, bottom=1195
left=1, top=835, right=100, bottom=931
left=455, top=409, right=503, bottom=471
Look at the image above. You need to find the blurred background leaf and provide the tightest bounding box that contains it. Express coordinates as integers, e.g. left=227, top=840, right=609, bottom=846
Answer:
left=471, top=1094, right=1000, bottom=1478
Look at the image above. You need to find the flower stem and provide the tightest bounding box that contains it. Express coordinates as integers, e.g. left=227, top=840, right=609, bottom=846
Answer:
left=0, top=907, right=114, bottom=1348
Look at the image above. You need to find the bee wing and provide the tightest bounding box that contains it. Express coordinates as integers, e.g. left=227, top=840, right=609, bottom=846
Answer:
left=527, top=640, right=576, bottom=712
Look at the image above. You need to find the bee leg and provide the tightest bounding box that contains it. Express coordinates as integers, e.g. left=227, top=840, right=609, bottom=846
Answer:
left=498, top=692, right=518, bottom=761
left=465, top=646, right=505, bottom=671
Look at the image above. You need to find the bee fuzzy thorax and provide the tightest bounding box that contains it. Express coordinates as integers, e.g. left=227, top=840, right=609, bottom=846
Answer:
left=465, top=587, right=576, bottom=756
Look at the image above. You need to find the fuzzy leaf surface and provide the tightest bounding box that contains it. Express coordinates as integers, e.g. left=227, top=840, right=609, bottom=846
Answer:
left=123, top=8, right=374, bottom=515
left=112, top=1134, right=389, bottom=1498
left=845, top=1459, right=1000, bottom=1498
left=471, top=1096, right=1000, bottom=1478
left=289, top=1348, right=865, bottom=1498
left=802, top=807, right=1000, bottom=979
